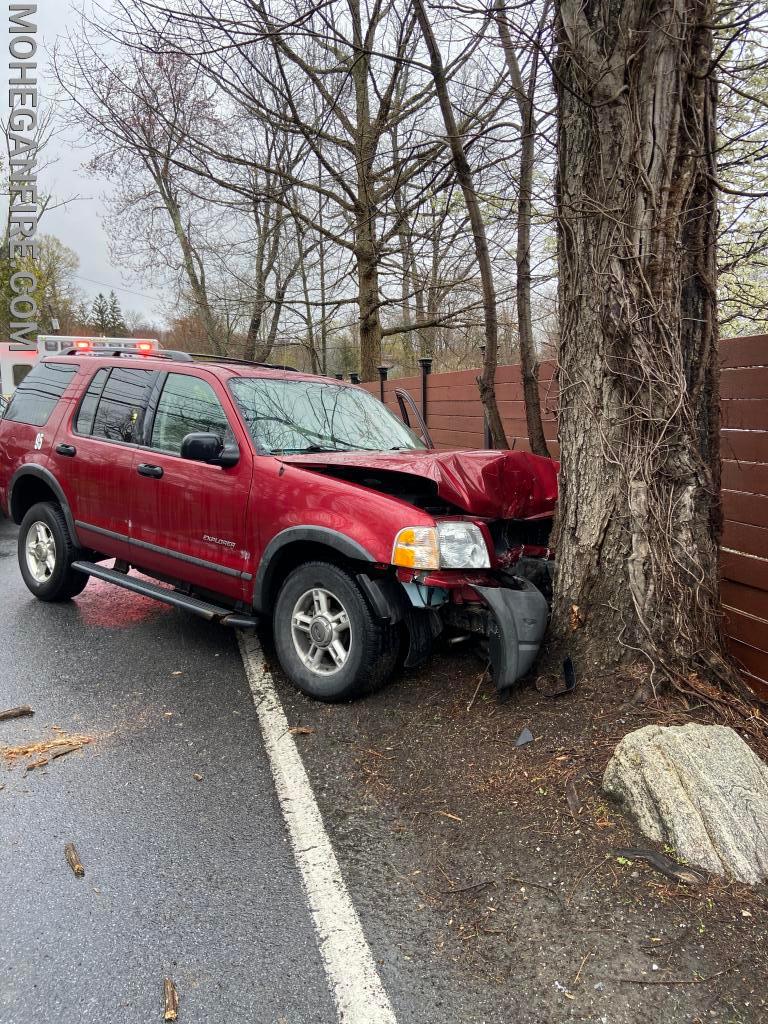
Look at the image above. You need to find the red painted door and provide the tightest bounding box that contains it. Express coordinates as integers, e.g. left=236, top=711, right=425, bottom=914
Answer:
left=128, top=370, right=253, bottom=601
left=58, top=365, right=158, bottom=561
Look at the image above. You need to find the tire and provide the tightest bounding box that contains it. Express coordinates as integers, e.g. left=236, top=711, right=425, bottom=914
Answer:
left=18, top=501, right=89, bottom=602
left=273, top=561, right=399, bottom=702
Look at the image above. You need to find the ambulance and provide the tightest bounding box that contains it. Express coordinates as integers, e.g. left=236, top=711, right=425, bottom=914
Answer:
left=1, top=336, right=160, bottom=403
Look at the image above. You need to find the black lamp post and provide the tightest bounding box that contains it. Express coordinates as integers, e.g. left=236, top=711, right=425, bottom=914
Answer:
left=377, top=365, right=389, bottom=401
left=417, top=356, right=432, bottom=425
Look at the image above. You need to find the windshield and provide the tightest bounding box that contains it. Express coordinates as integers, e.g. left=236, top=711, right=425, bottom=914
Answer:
left=228, top=377, right=426, bottom=454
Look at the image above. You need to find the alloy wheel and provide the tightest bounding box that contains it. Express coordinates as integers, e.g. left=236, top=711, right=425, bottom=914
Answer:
left=290, top=587, right=352, bottom=675
left=25, top=521, right=57, bottom=584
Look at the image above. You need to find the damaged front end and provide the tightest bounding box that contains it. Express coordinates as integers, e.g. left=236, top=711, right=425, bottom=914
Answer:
left=362, top=530, right=554, bottom=695
left=280, top=447, right=558, bottom=693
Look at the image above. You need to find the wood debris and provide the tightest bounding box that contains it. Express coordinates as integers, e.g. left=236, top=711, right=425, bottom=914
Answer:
left=437, top=810, right=463, bottom=823
left=26, top=744, right=86, bottom=771
left=1, top=733, right=93, bottom=769
left=289, top=726, right=315, bottom=736
left=565, top=777, right=585, bottom=817
left=0, top=706, right=34, bottom=722
left=64, top=842, right=85, bottom=877
left=163, top=978, right=179, bottom=1021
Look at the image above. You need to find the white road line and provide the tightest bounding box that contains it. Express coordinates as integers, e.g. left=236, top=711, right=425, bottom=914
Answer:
left=237, top=632, right=398, bottom=1024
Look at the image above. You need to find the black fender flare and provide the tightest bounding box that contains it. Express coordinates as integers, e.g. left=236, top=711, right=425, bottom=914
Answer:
left=252, top=526, right=375, bottom=612
left=8, top=465, right=78, bottom=541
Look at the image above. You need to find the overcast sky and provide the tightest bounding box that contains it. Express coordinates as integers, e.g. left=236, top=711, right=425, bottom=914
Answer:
left=4, top=1, right=166, bottom=325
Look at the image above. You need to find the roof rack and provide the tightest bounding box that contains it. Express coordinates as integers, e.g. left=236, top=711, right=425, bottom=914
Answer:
left=189, top=352, right=297, bottom=372
left=62, top=347, right=298, bottom=372
left=64, top=348, right=193, bottom=362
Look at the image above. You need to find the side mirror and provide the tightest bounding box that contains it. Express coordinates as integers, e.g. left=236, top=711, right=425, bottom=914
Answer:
left=180, top=432, right=239, bottom=467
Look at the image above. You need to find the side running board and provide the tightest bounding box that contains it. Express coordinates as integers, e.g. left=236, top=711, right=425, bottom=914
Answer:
left=71, top=561, right=258, bottom=628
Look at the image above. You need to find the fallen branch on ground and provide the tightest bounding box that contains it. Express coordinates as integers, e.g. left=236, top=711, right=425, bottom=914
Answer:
left=64, top=843, right=85, bottom=877
left=0, top=706, right=33, bottom=721
left=164, top=978, right=179, bottom=1020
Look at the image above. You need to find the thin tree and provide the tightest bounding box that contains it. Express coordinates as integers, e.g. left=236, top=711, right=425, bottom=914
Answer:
left=494, top=0, right=551, bottom=458
left=414, top=0, right=509, bottom=449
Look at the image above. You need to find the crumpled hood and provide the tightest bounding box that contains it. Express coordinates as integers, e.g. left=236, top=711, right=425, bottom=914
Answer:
left=278, top=449, right=559, bottom=519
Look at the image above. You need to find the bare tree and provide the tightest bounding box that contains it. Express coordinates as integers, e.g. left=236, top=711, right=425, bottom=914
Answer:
left=494, top=0, right=551, bottom=457
left=414, top=0, right=509, bottom=448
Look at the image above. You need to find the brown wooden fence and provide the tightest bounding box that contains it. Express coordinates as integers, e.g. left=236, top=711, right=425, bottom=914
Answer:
left=363, top=336, right=768, bottom=695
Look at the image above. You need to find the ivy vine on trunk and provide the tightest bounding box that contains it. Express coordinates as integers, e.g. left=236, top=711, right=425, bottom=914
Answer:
left=552, top=0, right=749, bottom=699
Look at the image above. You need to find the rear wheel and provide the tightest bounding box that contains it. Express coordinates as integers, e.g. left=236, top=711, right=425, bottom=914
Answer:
left=18, top=502, right=89, bottom=602
left=273, top=561, right=398, bottom=701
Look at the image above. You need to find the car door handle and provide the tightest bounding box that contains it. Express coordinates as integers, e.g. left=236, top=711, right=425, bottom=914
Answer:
left=55, top=443, right=77, bottom=457
left=137, top=463, right=164, bottom=479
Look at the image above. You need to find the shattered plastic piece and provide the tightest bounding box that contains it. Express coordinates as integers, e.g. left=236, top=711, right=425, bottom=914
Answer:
left=515, top=727, right=534, bottom=747
left=535, top=657, right=577, bottom=697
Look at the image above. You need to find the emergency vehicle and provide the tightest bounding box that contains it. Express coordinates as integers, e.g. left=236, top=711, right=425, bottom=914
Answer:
left=1, top=337, right=160, bottom=401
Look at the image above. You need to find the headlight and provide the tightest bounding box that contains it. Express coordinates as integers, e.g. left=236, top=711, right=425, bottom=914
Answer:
left=392, top=527, right=440, bottom=569
left=392, top=523, right=490, bottom=570
left=437, top=521, right=490, bottom=568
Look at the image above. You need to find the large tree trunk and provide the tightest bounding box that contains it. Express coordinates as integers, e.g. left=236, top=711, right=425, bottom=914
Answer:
left=552, top=0, right=736, bottom=689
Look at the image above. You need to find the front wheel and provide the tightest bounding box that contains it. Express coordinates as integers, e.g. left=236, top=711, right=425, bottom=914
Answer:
left=18, top=502, right=89, bottom=602
left=273, top=561, right=398, bottom=702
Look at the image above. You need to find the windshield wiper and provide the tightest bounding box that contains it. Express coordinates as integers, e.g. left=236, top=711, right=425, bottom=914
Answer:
left=271, top=444, right=349, bottom=454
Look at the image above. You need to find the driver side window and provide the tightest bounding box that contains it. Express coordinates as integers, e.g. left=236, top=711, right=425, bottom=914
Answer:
left=151, top=373, right=232, bottom=455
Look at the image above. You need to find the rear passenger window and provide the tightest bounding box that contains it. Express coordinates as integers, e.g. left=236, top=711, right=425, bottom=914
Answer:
left=75, top=368, right=110, bottom=435
left=3, top=361, right=78, bottom=427
left=91, top=367, right=156, bottom=444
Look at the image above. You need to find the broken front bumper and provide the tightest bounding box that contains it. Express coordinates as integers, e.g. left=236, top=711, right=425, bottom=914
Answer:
left=472, top=580, right=549, bottom=691
left=360, top=571, right=550, bottom=692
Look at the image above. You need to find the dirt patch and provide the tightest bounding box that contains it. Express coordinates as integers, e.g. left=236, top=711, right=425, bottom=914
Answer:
left=271, top=639, right=768, bottom=1024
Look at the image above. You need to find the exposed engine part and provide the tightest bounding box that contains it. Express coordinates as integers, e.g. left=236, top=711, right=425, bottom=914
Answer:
left=500, top=556, right=554, bottom=604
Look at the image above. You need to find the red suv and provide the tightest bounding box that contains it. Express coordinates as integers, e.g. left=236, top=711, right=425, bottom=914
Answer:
left=0, top=351, right=557, bottom=701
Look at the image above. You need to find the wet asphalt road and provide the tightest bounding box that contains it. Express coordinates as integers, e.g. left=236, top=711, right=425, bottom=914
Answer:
left=0, top=516, right=336, bottom=1024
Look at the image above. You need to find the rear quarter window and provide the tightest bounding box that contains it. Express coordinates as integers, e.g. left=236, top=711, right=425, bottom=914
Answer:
left=12, top=364, right=32, bottom=387
left=3, top=362, right=78, bottom=427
